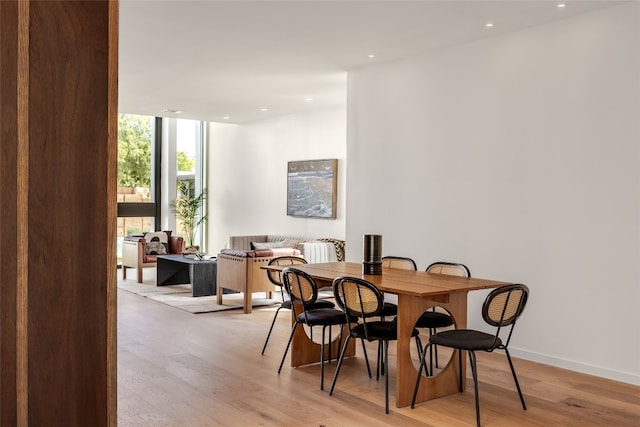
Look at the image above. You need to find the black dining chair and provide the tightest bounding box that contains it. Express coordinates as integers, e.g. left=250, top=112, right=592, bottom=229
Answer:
left=375, top=256, right=418, bottom=376
left=412, top=283, right=530, bottom=427
left=379, top=256, right=417, bottom=319
left=277, top=267, right=348, bottom=390
left=330, top=276, right=420, bottom=414
left=261, top=256, right=335, bottom=355
left=418, top=262, right=471, bottom=373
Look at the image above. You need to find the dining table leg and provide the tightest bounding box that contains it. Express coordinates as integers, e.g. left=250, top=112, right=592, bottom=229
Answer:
left=395, top=291, right=468, bottom=407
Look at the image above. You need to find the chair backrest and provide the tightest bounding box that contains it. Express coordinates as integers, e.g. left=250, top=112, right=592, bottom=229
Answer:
left=333, top=276, right=384, bottom=341
left=267, top=256, right=307, bottom=287
left=482, top=284, right=529, bottom=348
left=282, top=267, right=319, bottom=308
left=333, top=276, right=383, bottom=319
left=426, top=261, right=470, bottom=277
left=381, top=256, right=417, bottom=271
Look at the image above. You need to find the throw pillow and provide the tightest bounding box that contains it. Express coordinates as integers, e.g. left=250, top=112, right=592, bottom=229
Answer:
left=145, top=241, right=167, bottom=255
left=144, top=231, right=168, bottom=243
left=144, top=231, right=170, bottom=254
left=251, top=241, right=285, bottom=250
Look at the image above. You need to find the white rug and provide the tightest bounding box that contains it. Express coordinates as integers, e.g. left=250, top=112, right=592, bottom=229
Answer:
left=117, top=277, right=279, bottom=314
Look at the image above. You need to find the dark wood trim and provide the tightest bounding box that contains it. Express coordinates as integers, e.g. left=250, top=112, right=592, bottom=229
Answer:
left=107, top=1, right=119, bottom=424
left=1, top=1, right=117, bottom=424
left=16, top=2, right=29, bottom=424
left=0, top=1, right=21, bottom=424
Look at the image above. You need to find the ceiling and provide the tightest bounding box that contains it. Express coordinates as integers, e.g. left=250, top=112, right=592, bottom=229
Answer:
left=118, top=0, right=626, bottom=124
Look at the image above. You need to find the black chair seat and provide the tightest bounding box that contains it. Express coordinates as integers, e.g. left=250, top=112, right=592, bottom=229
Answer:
left=415, top=311, right=453, bottom=329
left=380, top=302, right=398, bottom=318
left=298, top=308, right=346, bottom=326
left=351, top=321, right=419, bottom=341
left=282, top=299, right=334, bottom=310
left=430, top=329, right=502, bottom=351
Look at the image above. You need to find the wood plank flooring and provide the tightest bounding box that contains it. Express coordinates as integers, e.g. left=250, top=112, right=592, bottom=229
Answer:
left=117, top=282, right=640, bottom=426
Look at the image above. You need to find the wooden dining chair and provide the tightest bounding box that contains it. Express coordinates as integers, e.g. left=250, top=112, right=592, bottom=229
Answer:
left=380, top=255, right=417, bottom=318
left=412, top=283, right=530, bottom=427
left=418, top=261, right=471, bottom=372
left=277, top=267, right=348, bottom=390
left=381, top=256, right=418, bottom=271
left=376, top=256, right=418, bottom=376
left=330, top=276, right=420, bottom=414
left=261, top=256, right=335, bottom=355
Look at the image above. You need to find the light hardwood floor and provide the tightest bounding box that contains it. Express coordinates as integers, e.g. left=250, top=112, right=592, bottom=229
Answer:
left=117, top=280, right=640, bottom=426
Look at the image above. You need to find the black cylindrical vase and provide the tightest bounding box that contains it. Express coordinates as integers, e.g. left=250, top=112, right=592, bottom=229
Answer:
left=362, top=234, right=382, bottom=275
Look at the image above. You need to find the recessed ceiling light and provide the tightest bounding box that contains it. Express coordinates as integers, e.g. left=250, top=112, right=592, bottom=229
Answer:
left=485, top=22, right=494, bottom=28
left=368, top=54, right=376, bottom=59
left=223, top=116, right=230, bottom=120
left=161, top=109, right=183, bottom=114
left=260, top=108, right=268, bottom=112
left=557, top=3, right=566, bottom=8
left=305, top=98, right=313, bottom=102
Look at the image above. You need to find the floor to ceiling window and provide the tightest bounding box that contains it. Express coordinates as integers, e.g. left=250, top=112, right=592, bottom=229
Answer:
left=116, top=114, right=156, bottom=264
left=174, top=119, right=207, bottom=250
left=116, top=114, right=207, bottom=264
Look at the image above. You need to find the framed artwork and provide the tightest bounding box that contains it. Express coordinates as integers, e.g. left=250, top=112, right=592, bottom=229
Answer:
left=287, top=159, right=337, bottom=219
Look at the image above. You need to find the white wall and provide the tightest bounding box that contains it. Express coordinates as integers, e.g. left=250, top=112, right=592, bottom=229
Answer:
left=207, top=106, right=347, bottom=253
left=346, top=4, right=640, bottom=384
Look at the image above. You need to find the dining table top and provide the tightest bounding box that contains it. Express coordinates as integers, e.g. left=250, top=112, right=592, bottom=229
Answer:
left=262, top=261, right=511, bottom=297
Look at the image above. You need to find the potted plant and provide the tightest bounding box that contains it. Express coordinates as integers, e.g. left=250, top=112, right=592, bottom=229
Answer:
left=170, top=180, right=207, bottom=254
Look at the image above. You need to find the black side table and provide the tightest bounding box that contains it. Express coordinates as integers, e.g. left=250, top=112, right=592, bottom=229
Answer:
left=156, top=254, right=217, bottom=297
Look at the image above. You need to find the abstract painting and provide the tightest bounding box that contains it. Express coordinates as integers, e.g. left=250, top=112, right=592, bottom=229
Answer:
left=287, top=159, right=337, bottom=219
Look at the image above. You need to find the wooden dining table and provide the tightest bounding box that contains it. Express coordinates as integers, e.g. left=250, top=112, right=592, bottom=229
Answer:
left=262, top=261, right=511, bottom=408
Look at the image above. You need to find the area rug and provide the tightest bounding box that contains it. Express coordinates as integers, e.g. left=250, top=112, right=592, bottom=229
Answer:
left=116, top=279, right=279, bottom=314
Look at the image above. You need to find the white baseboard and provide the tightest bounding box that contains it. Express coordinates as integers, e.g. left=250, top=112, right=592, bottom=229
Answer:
left=510, top=347, right=640, bottom=386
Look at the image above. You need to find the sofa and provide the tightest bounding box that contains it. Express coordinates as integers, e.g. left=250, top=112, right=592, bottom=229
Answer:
left=216, top=234, right=345, bottom=313
left=122, top=231, right=185, bottom=283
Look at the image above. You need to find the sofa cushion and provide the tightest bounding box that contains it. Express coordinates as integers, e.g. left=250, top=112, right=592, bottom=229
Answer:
left=251, top=241, right=285, bottom=250
left=253, top=247, right=301, bottom=258
left=229, top=235, right=268, bottom=251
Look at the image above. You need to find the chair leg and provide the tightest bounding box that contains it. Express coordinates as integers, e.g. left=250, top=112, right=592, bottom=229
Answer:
left=360, top=338, right=372, bottom=378
left=432, top=328, right=440, bottom=368
left=504, top=348, right=527, bottom=410
left=328, top=325, right=332, bottom=363
left=329, top=335, right=352, bottom=395
left=415, top=335, right=423, bottom=363
left=137, top=267, right=143, bottom=283
left=122, top=265, right=127, bottom=279
left=277, top=321, right=299, bottom=374
left=320, top=325, right=326, bottom=390
left=411, top=342, right=431, bottom=408
left=458, top=349, right=464, bottom=392
left=384, top=340, right=390, bottom=414
left=261, top=306, right=284, bottom=355
left=469, top=350, right=481, bottom=427
left=429, top=328, right=435, bottom=373
left=377, top=341, right=382, bottom=380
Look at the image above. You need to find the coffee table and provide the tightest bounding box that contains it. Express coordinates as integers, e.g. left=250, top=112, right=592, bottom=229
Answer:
left=156, top=254, right=217, bottom=297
